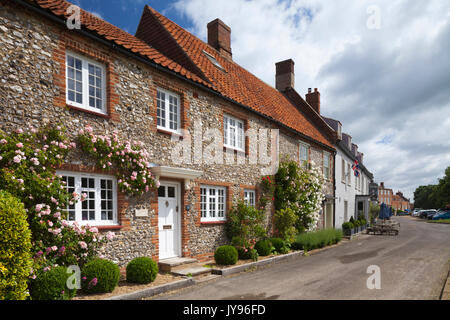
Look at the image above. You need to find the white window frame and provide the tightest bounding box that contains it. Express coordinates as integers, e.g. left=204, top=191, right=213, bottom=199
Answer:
left=200, top=185, right=227, bottom=222
left=223, top=114, right=245, bottom=152
left=341, top=159, right=346, bottom=183
left=323, top=151, right=330, bottom=180
left=156, top=87, right=180, bottom=134
left=65, top=50, right=107, bottom=115
left=347, top=163, right=351, bottom=186
left=299, top=142, right=310, bottom=169
left=57, top=171, right=118, bottom=226
left=244, top=189, right=256, bottom=207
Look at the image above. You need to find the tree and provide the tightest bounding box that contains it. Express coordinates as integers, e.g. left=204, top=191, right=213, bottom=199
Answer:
left=413, top=167, right=450, bottom=209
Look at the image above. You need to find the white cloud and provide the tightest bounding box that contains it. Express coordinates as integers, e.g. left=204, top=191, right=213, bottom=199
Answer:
left=172, top=0, right=450, bottom=200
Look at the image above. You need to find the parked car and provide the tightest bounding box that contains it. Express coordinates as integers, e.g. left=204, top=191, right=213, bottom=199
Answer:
left=426, top=210, right=439, bottom=220
left=432, top=211, right=450, bottom=220
left=419, top=210, right=436, bottom=219
left=412, top=209, right=421, bottom=217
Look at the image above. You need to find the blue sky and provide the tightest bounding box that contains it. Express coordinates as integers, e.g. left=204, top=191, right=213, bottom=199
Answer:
left=72, top=0, right=189, bottom=35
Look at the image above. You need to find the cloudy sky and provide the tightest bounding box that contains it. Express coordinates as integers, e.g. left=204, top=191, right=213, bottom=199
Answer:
left=74, top=0, right=450, bottom=201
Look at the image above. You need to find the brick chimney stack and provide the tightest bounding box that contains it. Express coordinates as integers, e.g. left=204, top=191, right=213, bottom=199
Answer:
left=306, top=88, right=320, bottom=114
left=275, top=59, right=295, bottom=91
left=207, top=19, right=232, bottom=60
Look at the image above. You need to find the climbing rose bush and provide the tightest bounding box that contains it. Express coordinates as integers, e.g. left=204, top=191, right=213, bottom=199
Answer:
left=0, top=125, right=120, bottom=280
left=78, top=125, right=158, bottom=195
left=274, top=159, right=325, bottom=232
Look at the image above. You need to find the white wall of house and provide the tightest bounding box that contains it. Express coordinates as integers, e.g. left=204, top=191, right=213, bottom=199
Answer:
left=334, top=148, right=371, bottom=228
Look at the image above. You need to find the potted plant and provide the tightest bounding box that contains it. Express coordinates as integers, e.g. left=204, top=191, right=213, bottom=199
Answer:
left=360, top=218, right=367, bottom=231
left=342, top=222, right=354, bottom=237
left=354, top=220, right=361, bottom=233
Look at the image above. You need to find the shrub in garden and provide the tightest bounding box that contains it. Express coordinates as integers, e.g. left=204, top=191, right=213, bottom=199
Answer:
left=254, top=239, right=273, bottom=256
left=270, top=238, right=290, bottom=254
left=292, top=229, right=343, bottom=251
left=274, top=159, right=325, bottom=233
left=29, top=266, right=76, bottom=300
left=81, top=258, right=120, bottom=294
left=273, top=207, right=297, bottom=243
left=225, top=201, right=266, bottom=242
left=126, top=257, right=158, bottom=284
left=231, top=236, right=258, bottom=261
left=0, top=191, right=32, bottom=300
left=214, top=245, right=238, bottom=265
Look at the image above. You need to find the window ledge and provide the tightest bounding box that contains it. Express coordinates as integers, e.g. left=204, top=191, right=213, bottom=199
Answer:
left=96, top=225, right=123, bottom=231
left=67, top=104, right=110, bottom=119
left=157, top=128, right=184, bottom=139
left=200, top=220, right=227, bottom=225
left=223, top=146, right=245, bottom=154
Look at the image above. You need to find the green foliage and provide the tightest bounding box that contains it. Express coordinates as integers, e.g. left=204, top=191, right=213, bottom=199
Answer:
left=258, top=175, right=275, bottom=208
left=369, top=202, right=380, bottom=224
left=274, top=159, right=325, bottom=233
left=353, top=220, right=361, bottom=227
left=254, top=239, right=273, bottom=256
left=78, top=126, right=157, bottom=196
left=214, top=245, right=238, bottom=265
left=29, top=266, right=76, bottom=300
left=0, top=191, right=32, bottom=300
left=81, top=258, right=120, bottom=294
left=273, top=207, right=297, bottom=243
left=225, top=200, right=266, bottom=243
left=341, top=222, right=353, bottom=230
left=292, top=229, right=343, bottom=251
left=0, top=125, right=113, bottom=275
left=270, top=237, right=290, bottom=254
left=414, top=167, right=450, bottom=209
left=126, top=257, right=158, bottom=284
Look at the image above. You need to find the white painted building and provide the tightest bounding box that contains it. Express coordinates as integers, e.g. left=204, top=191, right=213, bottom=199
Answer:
left=323, top=117, right=374, bottom=229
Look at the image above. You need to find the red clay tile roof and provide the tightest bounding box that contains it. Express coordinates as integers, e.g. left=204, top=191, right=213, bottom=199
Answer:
left=29, top=0, right=213, bottom=89
left=138, top=6, right=335, bottom=149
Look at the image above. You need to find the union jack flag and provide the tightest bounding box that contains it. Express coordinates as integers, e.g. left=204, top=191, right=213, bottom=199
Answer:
left=352, top=160, right=360, bottom=177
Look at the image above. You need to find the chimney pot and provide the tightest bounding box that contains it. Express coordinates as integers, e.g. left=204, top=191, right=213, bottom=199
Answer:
left=207, top=18, right=232, bottom=59
left=275, top=59, right=295, bottom=92
left=308, top=88, right=312, bottom=93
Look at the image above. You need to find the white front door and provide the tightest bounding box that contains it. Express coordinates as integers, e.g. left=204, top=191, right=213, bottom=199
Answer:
left=158, top=181, right=181, bottom=260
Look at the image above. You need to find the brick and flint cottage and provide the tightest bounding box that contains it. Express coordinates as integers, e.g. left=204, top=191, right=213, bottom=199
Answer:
left=0, top=0, right=337, bottom=265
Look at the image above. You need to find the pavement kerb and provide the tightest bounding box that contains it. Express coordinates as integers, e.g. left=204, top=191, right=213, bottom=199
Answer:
left=211, top=250, right=305, bottom=276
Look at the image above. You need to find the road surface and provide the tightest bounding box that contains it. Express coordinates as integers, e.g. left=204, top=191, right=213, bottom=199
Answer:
left=153, top=217, right=450, bottom=300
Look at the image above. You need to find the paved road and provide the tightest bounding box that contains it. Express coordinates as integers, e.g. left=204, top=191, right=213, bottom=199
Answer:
left=154, top=217, right=450, bottom=300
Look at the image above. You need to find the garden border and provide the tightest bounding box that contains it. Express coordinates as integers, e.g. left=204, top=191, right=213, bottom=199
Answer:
left=211, top=250, right=304, bottom=276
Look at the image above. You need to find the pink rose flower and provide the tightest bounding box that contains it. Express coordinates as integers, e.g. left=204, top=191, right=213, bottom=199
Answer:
left=16, top=142, right=23, bottom=148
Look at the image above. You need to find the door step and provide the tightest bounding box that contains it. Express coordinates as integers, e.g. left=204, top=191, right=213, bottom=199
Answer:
left=171, top=265, right=213, bottom=277
left=158, top=257, right=198, bottom=273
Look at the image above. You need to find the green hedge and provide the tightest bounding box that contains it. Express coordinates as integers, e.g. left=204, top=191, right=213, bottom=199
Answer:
left=126, top=257, right=158, bottom=284
left=0, top=191, right=32, bottom=300
left=291, top=229, right=343, bottom=251
left=81, top=258, right=120, bottom=294
left=29, top=266, right=76, bottom=300
left=214, top=245, right=238, bottom=265
left=254, top=239, right=273, bottom=256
